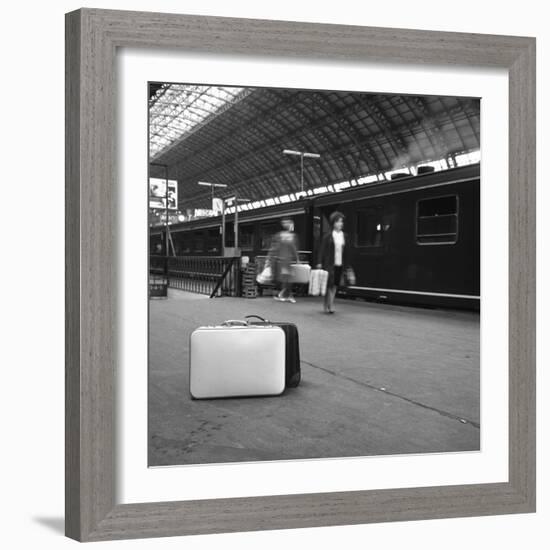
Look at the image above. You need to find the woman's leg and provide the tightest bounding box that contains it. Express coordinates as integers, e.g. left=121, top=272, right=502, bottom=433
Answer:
left=324, top=284, right=336, bottom=312
left=327, top=267, right=341, bottom=312
left=285, top=278, right=296, bottom=302
left=328, top=285, right=337, bottom=312
left=324, top=269, right=335, bottom=312
left=278, top=274, right=290, bottom=299
left=282, top=276, right=291, bottom=299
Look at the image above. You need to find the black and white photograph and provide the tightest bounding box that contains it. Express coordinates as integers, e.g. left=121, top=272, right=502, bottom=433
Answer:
left=147, top=83, right=481, bottom=467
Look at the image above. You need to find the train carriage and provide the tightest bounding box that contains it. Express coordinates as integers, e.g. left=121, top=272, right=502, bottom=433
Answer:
left=150, top=163, right=479, bottom=310
left=151, top=201, right=313, bottom=260
left=313, top=163, right=480, bottom=309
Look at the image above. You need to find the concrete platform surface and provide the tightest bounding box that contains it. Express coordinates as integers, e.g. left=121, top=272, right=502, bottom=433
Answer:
left=149, top=291, right=480, bottom=466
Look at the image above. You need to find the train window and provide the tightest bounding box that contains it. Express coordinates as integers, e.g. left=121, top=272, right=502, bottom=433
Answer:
left=355, top=207, right=384, bottom=247
left=206, top=228, right=220, bottom=253
left=193, top=232, right=205, bottom=252
left=151, top=237, right=163, bottom=255
left=225, top=232, right=235, bottom=248
left=260, top=222, right=279, bottom=250
left=416, top=195, right=458, bottom=244
left=177, top=233, right=192, bottom=254
left=239, top=225, right=255, bottom=250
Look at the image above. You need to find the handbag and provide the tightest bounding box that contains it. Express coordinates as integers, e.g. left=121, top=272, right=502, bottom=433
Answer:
left=343, top=267, right=356, bottom=286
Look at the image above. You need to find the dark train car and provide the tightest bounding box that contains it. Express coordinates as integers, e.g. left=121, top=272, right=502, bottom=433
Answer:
left=222, top=202, right=313, bottom=261
left=150, top=164, right=480, bottom=309
left=313, top=164, right=480, bottom=309
left=152, top=200, right=314, bottom=261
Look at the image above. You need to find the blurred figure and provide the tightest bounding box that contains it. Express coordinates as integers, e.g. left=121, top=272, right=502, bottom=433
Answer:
left=269, top=217, right=299, bottom=303
left=316, top=211, right=353, bottom=313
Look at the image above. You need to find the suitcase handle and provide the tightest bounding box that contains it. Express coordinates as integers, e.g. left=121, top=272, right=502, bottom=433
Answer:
left=221, top=320, right=248, bottom=326
left=244, top=315, right=268, bottom=322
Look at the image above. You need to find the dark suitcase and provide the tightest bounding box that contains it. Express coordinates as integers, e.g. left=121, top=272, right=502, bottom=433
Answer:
left=245, top=315, right=301, bottom=388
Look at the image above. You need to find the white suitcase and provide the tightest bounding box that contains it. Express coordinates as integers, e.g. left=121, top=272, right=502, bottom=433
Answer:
left=189, top=321, right=286, bottom=399
left=290, top=263, right=311, bottom=284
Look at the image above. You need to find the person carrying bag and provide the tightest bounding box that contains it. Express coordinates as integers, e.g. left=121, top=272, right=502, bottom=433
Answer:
left=316, top=211, right=355, bottom=314
left=269, top=217, right=300, bottom=303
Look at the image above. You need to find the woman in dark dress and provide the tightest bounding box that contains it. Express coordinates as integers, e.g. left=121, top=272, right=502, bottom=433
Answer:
left=316, top=211, right=353, bottom=313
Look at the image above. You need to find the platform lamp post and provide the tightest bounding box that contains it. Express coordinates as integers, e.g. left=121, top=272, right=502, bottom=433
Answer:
left=283, top=149, right=321, bottom=193
left=197, top=181, right=228, bottom=253
left=225, top=195, right=251, bottom=253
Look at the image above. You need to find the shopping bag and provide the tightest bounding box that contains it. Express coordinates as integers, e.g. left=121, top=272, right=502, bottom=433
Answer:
left=309, top=269, right=320, bottom=296
left=256, top=263, right=273, bottom=285
left=309, top=269, right=328, bottom=296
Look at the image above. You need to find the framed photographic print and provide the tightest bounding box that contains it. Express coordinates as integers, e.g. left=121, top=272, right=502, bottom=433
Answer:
left=65, top=8, right=536, bottom=542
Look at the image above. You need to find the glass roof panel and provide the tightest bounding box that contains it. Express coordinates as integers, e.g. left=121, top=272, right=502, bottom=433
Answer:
left=149, top=84, right=252, bottom=158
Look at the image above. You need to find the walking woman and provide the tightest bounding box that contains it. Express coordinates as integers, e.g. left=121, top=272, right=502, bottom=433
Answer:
left=316, top=211, right=354, bottom=313
left=269, top=217, right=300, bottom=303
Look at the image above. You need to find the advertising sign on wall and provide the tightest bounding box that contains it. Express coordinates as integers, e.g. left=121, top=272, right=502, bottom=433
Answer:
left=149, top=178, right=178, bottom=209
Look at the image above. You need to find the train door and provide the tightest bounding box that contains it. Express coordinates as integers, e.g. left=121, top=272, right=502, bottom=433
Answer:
left=348, top=203, right=388, bottom=288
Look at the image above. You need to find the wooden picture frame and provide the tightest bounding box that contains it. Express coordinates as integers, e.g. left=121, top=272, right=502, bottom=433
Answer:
left=65, top=8, right=536, bottom=542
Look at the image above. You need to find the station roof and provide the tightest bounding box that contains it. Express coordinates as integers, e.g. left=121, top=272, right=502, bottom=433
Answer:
left=149, top=84, right=480, bottom=210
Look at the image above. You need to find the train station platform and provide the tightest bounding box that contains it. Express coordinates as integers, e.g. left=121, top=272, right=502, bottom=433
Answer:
left=148, top=290, right=480, bottom=466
